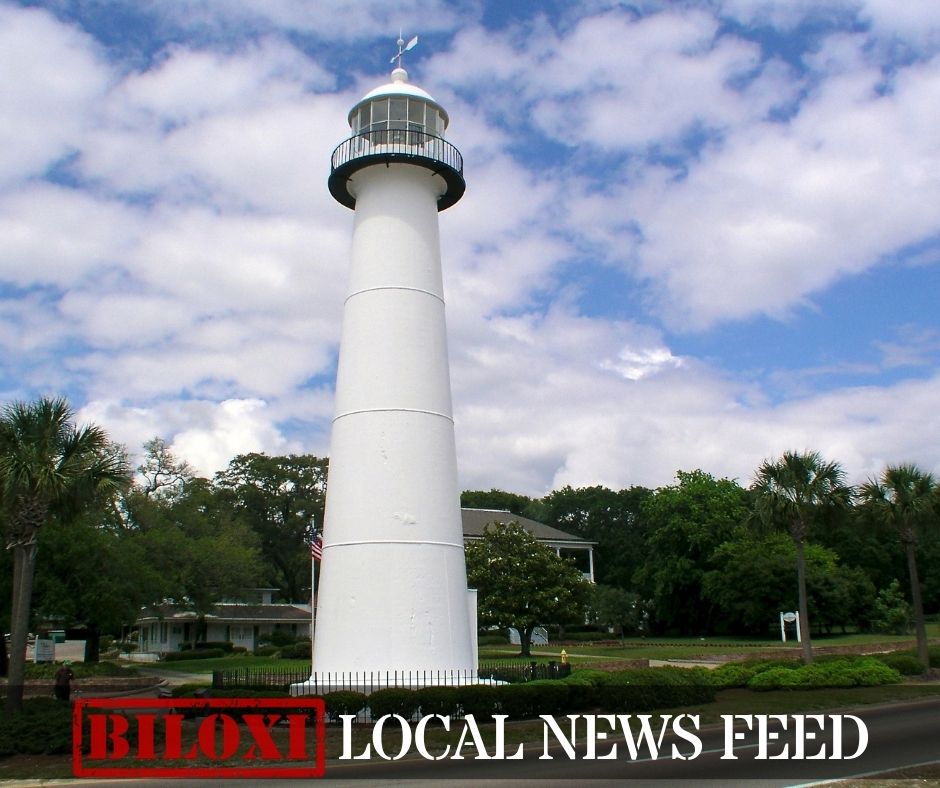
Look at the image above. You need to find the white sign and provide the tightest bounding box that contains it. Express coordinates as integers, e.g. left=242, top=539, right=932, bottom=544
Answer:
left=507, top=627, right=549, bottom=645
left=34, top=638, right=55, bottom=663
left=779, top=611, right=801, bottom=643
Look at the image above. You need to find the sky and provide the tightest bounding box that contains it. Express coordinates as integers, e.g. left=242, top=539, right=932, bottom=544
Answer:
left=1, top=0, right=939, bottom=496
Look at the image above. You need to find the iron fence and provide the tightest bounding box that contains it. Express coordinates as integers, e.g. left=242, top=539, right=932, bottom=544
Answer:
left=212, top=661, right=571, bottom=693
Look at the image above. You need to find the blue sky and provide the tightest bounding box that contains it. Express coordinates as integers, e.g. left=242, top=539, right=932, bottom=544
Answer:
left=1, top=0, right=939, bottom=494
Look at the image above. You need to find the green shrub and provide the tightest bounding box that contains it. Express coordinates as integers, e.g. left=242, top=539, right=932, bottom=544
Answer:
left=164, top=648, right=226, bottom=661
left=265, top=630, right=298, bottom=647
left=524, top=681, right=571, bottom=715
left=561, top=676, right=597, bottom=710
left=598, top=667, right=715, bottom=712
left=252, top=645, right=279, bottom=657
left=556, top=631, right=610, bottom=642
left=0, top=698, right=74, bottom=756
left=748, top=659, right=901, bottom=691
left=456, top=684, right=500, bottom=720
left=367, top=688, right=420, bottom=720
left=280, top=641, right=312, bottom=659
left=194, top=641, right=234, bottom=652
left=415, top=686, right=460, bottom=717
left=478, top=634, right=509, bottom=646
left=495, top=684, right=542, bottom=719
left=875, top=653, right=925, bottom=676
left=569, top=668, right=610, bottom=686
left=323, top=691, right=368, bottom=721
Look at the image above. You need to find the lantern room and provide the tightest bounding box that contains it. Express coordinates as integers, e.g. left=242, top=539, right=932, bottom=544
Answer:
left=328, top=67, right=465, bottom=211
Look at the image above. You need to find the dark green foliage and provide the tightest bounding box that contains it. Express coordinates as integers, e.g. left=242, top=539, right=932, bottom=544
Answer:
left=323, top=691, right=367, bottom=721
left=164, top=647, right=226, bottom=661
left=495, top=683, right=543, bottom=719
left=478, top=633, right=509, bottom=646
left=192, top=641, right=234, bottom=651
left=367, top=688, right=420, bottom=720
left=636, top=471, right=750, bottom=634
left=871, top=580, right=913, bottom=634
left=253, top=645, right=279, bottom=657
left=455, top=684, right=500, bottom=720
left=415, top=686, right=460, bottom=717
left=561, top=676, right=597, bottom=710
left=557, top=630, right=616, bottom=642
left=598, top=667, right=716, bottom=712
left=265, top=630, right=297, bottom=647
left=465, top=522, right=590, bottom=656
left=0, top=697, right=74, bottom=755
left=875, top=653, right=925, bottom=676
left=280, top=641, right=311, bottom=659
left=710, top=659, right=800, bottom=689
left=521, top=680, right=570, bottom=715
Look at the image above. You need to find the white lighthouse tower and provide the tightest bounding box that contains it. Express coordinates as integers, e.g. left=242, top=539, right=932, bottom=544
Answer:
left=301, top=49, right=475, bottom=688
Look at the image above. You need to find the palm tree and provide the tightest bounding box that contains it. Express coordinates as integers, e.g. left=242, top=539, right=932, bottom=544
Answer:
left=1, top=397, right=130, bottom=712
left=859, top=464, right=936, bottom=672
left=751, top=451, right=852, bottom=664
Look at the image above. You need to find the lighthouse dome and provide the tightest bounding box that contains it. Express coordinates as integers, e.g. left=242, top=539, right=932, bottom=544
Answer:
left=347, top=66, right=450, bottom=133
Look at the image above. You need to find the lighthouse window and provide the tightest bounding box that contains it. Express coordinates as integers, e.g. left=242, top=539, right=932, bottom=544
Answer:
left=356, top=105, right=370, bottom=133
left=408, top=100, right=424, bottom=125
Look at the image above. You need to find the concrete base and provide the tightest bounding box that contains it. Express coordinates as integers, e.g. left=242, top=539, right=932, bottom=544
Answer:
left=289, top=671, right=505, bottom=696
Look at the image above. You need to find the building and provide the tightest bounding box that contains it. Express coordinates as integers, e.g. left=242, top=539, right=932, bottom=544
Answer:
left=135, top=588, right=310, bottom=656
left=460, top=508, right=596, bottom=583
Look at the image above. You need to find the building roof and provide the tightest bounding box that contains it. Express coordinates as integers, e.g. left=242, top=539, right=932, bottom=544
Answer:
left=461, top=508, right=594, bottom=546
left=137, top=602, right=310, bottom=625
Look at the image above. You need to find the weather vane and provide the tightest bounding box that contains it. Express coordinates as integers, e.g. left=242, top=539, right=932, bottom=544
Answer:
left=390, top=30, right=418, bottom=68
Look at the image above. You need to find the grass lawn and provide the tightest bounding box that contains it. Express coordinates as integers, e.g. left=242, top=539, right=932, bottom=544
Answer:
left=128, top=655, right=312, bottom=673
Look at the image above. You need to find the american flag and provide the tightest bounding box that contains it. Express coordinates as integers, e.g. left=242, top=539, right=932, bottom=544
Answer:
left=311, top=534, right=323, bottom=562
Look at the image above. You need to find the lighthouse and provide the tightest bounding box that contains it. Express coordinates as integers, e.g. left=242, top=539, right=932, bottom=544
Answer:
left=301, top=50, right=475, bottom=688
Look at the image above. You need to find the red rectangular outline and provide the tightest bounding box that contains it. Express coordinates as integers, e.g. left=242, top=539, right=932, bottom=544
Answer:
left=73, top=696, right=325, bottom=778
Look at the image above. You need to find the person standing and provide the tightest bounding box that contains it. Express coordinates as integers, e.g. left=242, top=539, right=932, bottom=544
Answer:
left=54, top=660, right=74, bottom=701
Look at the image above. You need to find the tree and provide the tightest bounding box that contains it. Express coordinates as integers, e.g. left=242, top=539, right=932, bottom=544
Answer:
left=751, top=450, right=852, bottom=664
left=214, top=454, right=328, bottom=602
left=137, top=437, right=194, bottom=500
left=464, top=521, right=589, bottom=657
left=460, top=489, right=535, bottom=518
left=128, top=477, right=263, bottom=616
left=0, top=397, right=130, bottom=712
left=634, top=470, right=749, bottom=634
left=588, top=584, right=642, bottom=638
left=859, top=464, right=937, bottom=671
left=538, top=485, right=653, bottom=590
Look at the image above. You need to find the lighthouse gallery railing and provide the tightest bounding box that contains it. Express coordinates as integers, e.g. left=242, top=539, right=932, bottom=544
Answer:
left=331, top=130, right=463, bottom=178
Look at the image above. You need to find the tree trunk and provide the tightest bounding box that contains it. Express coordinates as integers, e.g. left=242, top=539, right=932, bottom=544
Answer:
left=519, top=627, right=532, bottom=658
left=5, top=541, right=38, bottom=713
left=905, top=542, right=930, bottom=673
left=794, top=537, right=814, bottom=664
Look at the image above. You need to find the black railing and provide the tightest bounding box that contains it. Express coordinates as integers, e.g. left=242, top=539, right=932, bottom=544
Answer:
left=331, top=130, right=463, bottom=178
left=212, top=661, right=571, bottom=692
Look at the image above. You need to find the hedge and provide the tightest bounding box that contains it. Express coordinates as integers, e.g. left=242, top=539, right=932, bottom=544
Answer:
left=323, top=691, right=368, bottom=720
left=748, top=658, right=901, bottom=691
left=598, top=667, right=716, bottom=712
left=368, top=688, right=422, bottom=720
left=0, top=698, right=74, bottom=756
left=164, top=647, right=226, bottom=661
left=415, top=686, right=460, bottom=717
left=280, top=642, right=312, bottom=659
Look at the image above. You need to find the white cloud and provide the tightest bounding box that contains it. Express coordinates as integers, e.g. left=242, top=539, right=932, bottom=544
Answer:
left=0, top=3, right=111, bottom=185
left=2, top=1, right=940, bottom=501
